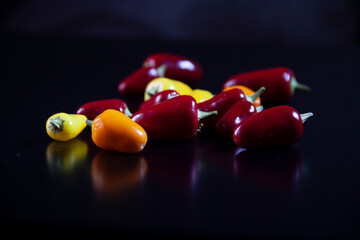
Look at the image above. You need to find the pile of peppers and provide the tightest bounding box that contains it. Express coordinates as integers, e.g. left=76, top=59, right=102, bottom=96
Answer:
left=46, top=53, right=313, bottom=153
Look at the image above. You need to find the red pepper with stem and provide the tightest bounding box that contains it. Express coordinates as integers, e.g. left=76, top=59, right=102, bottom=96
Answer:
left=142, top=53, right=203, bottom=85
left=216, top=100, right=258, bottom=138
left=233, top=105, right=313, bottom=149
left=118, top=65, right=166, bottom=95
left=76, top=99, right=132, bottom=120
left=131, top=95, right=217, bottom=140
left=197, top=87, right=265, bottom=128
left=223, top=67, right=310, bottom=103
left=139, top=90, right=180, bottom=110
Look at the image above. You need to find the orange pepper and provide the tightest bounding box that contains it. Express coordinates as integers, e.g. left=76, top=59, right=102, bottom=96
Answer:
left=87, top=109, right=147, bottom=153
left=223, top=85, right=262, bottom=107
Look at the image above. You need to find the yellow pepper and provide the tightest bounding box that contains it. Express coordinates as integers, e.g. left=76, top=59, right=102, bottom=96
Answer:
left=46, top=138, right=88, bottom=173
left=144, top=77, right=193, bottom=101
left=190, top=89, right=214, bottom=103
left=46, top=113, right=87, bottom=141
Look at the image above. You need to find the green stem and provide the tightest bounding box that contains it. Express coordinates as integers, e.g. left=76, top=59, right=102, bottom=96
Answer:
left=197, top=110, right=217, bottom=120
left=247, top=87, right=266, bottom=103
left=125, top=107, right=133, bottom=117
left=86, top=120, right=93, bottom=127
left=156, top=64, right=167, bottom=77
left=145, top=89, right=156, bottom=98
left=291, top=77, right=311, bottom=93
left=300, top=112, right=313, bottom=123
left=48, top=116, right=65, bottom=134
left=256, top=105, right=264, bottom=112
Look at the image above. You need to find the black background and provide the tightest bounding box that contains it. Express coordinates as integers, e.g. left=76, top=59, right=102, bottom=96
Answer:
left=1, top=1, right=360, bottom=239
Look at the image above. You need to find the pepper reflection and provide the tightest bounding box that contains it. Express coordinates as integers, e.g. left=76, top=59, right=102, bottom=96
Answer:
left=144, top=142, right=198, bottom=193
left=91, top=151, right=147, bottom=196
left=46, top=138, right=88, bottom=174
left=234, top=147, right=302, bottom=191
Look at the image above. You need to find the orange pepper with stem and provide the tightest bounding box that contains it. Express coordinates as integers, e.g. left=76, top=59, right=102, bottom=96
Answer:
left=223, top=85, right=262, bottom=107
left=86, top=109, right=147, bottom=153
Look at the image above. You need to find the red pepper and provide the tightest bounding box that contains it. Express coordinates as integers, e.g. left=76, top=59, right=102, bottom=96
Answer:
left=215, top=100, right=257, bottom=138
left=76, top=99, right=132, bottom=120
left=223, top=67, right=310, bottom=103
left=233, top=105, right=313, bottom=149
left=197, top=87, right=265, bottom=128
left=142, top=53, right=202, bottom=85
left=117, top=65, right=166, bottom=95
left=139, top=89, right=180, bottom=110
left=131, top=95, right=216, bottom=140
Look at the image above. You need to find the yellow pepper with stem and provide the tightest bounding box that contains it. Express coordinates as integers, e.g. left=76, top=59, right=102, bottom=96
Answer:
left=46, top=113, right=87, bottom=141
left=144, top=78, right=193, bottom=101
left=144, top=77, right=213, bottom=103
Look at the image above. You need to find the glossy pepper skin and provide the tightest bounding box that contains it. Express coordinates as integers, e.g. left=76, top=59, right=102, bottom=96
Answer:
left=132, top=95, right=214, bottom=140
left=77, top=99, right=132, bottom=120
left=233, top=105, right=313, bottom=149
left=118, top=66, right=165, bottom=95
left=144, top=77, right=192, bottom=101
left=223, top=67, right=310, bottom=103
left=223, top=85, right=261, bottom=107
left=216, top=100, right=257, bottom=138
left=46, top=113, right=87, bottom=141
left=143, top=53, right=202, bottom=85
left=197, top=88, right=247, bottom=128
left=190, top=89, right=214, bottom=103
left=139, top=90, right=180, bottom=110
left=89, top=109, right=147, bottom=153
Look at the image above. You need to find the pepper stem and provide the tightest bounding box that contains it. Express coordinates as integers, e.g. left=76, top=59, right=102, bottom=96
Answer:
left=125, top=107, right=133, bottom=117
left=156, top=64, right=167, bottom=77
left=145, top=89, right=157, bottom=98
left=300, top=112, right=313, bottom=123
left=291, top=77, right=311, bottom=93
left=86, top=120, right=93, bottom=127
left=247, top=87, right=266, bottom=103
left=48, top=116, right=65, bottom=134
left=197, top=110, right=218, bottom=120
left=256, top=105, right=264, bottom=112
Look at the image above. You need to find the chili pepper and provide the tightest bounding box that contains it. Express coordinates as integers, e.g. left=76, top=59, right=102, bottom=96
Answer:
left=87, top=109, right=147, bottom=153
left=223, top=67, right=311, bottom=103
left=131, top=95, right=217, bottom=140
left=139, top=89, right=180, bottom=110
left=46, top=138, right=88, bottom=173
left=46, top=113, right=87, bottom=141
left=215, top=100, right=257, bottom=138
left=190, top=89, right=214, bottom=103
left=77, top=99, right=132, bottom=120
left=144, top=77, right=193, bottom=101
left=143, top=53, right=202, bottom=85
left=233, top=105, right=313, bottom=149
left=117, top=65, right=166, bottom=95
left=223, top=85, right=262, bottom=107
left=197, top=87, right=265, bottom=128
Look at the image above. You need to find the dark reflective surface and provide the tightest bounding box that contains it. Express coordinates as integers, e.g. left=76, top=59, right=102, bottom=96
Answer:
left=234, top=147, right=302, bottom=192
left=1, top=34, right=359, bottom=239
left=91, top=150, right=147, bottom=200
